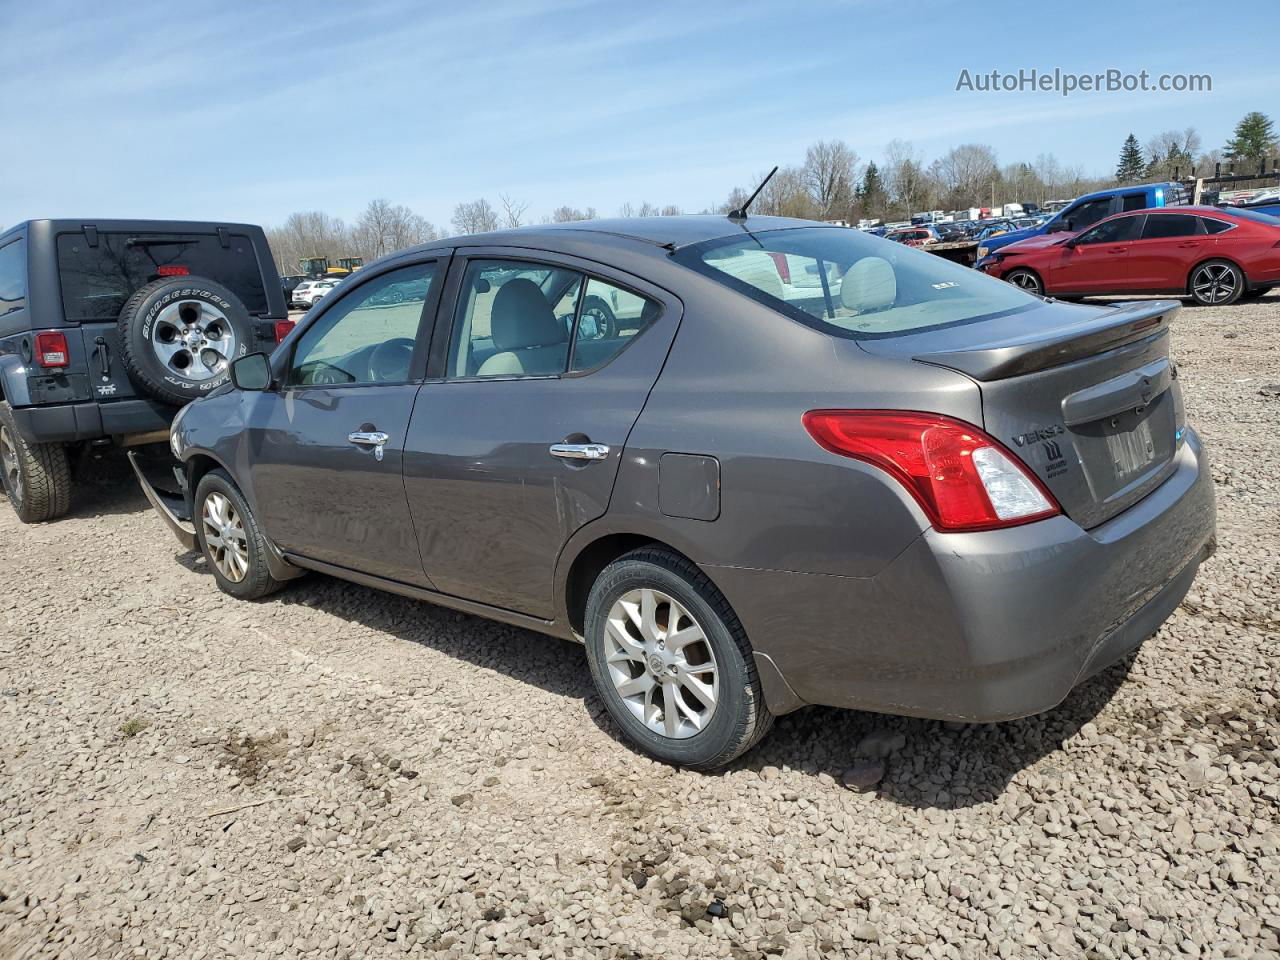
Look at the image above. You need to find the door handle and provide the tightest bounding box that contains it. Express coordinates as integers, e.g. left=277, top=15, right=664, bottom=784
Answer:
left=1107, top=247, right=1127, bottom=254
left=549, top=442, right=610, bottom=461
left=348, top=430, right=390, bottom=462
left=1177, top=241, right=1201, bottom=248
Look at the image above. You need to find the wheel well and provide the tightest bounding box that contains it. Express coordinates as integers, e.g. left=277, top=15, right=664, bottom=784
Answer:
left=1187, top=257, right=1246, bottom=293
left=564, top=534, right=690, bottom=636
left=185, top=453, right=223, bottom=495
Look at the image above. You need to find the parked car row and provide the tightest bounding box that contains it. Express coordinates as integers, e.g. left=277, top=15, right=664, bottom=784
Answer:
left=91, top=213, right=1216, bottom=771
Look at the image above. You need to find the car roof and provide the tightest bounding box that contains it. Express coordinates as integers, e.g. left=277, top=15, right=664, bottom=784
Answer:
left=436, top=215, right=832, bottom=253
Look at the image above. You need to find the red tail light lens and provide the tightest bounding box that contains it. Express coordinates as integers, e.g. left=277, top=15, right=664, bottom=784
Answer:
left=156, top=265, right=189, bottom=276
left=274, top=320, right=295, bottom=343
left=802, top=410, right=1060, bottom=532
left=34, top=332, right=70, bottom=368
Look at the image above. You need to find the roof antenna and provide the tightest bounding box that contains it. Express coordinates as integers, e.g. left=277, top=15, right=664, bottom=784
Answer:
left=728, top=166, right=778, bottom=221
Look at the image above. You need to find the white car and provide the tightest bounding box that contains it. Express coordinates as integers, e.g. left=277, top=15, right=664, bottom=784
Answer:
left=291, top=280, right=339, bottom=308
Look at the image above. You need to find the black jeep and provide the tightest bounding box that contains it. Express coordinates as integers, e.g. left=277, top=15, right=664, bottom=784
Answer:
left=0, top=220, right=289, bottom=522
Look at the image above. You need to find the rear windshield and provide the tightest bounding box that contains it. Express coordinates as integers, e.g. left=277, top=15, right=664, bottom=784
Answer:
left=1222, top=207, right=1280, bottom=225
left=56, top=232, right=269, bottom=321
left=674, top=226, right=1037, bottom=339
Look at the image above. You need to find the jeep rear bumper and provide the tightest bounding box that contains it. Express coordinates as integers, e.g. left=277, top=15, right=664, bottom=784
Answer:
left=8, top=399, right=172, bottom=444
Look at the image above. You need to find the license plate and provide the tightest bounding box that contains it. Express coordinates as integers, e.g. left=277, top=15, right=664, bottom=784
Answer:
left=1105, top=417, right=1156, bottom=479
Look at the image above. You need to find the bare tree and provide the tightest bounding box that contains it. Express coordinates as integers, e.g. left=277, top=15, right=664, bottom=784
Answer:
left=451, top=198, right=499, bottom=235
left=930, top=144, right=999, bottom=208
left=636, top=202, right=659, bottom=217
left=267, top=211, right=351, bottom=274
left=1146, top=128, right=1201, bottom=179
left=883, top=140, right=927, bottom=217
left=498, top=193, right=529, bottom=229
left=660, top=204, right=681, bottom=216
left=802, top=139, right=859, bottom=220
left=551, top=206, right=597, bottom=222
left=617, top=201, right=636, bottom=218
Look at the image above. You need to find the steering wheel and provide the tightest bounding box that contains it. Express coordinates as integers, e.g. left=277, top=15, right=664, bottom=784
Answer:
left=369, top=338, right=415, bottom=382
left=302, top=361, right=353, bottom=386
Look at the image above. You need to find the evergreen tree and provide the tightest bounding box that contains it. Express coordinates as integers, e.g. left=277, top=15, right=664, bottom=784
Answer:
left=857, top=161, right=887, bottom=216
left=1223, top=112, right=1277, bottom=165
left=1115, top=134, right=1145, bottom=182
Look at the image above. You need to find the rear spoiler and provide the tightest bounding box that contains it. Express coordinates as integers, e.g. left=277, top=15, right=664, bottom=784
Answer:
left=912, top=300, right=1178, bottom=381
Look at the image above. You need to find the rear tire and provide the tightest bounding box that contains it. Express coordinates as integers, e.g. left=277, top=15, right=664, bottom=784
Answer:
left=1004, top=268, right=1044, bottom=297
left=0, top=402, right=72, bottom=523
left=193, top=469, right=285, bottom=600
left=1188, top=259, right=1244, bottom=306
left=584, top=547, right=773, bottom=770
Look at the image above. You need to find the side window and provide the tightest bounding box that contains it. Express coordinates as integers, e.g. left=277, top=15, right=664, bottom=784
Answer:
left=0, top=239, right=25, bottom=318
left=570, top=278, right=660, bottom=372
left=1064, top=198, right=1113, bottom=231
left=449, top=260, right=583, bottom=378
left=1142, top=214, right=1202, bottom=239
left=1077, top=216, right=1142, bottom=245
left=1121, top=193, right=1147, bottom=211
left=287, top=262, right=436, bottom=386
left=1201, top=218, right=1233, bottom=235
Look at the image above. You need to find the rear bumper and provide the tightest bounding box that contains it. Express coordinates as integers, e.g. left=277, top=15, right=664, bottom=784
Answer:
left=9, top=399, right=172, bottom=444
left=709, top=429, right=1216, bottom=721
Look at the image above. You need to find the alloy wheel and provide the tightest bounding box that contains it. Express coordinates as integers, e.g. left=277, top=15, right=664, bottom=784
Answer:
left=1009, top=271, right=1042, bottom=295
left=151, top=299, right=239, bottom=381
left=1191, top=263, right=1239, bottom=304
left=603, top=588, right=719, bottom=739
left=0, top=425, right=21, bottom=502
left=201, top=491, right=249, bottom=582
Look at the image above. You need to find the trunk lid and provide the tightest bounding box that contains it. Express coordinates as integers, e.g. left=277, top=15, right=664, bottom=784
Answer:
left=859, top=299, right=1185, bottom=529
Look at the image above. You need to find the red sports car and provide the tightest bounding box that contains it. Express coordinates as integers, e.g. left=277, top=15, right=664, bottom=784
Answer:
left=977, top=206, right=1280, bottom=305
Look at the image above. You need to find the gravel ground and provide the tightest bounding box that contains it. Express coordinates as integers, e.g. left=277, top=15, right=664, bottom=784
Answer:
left=1, top=296, right=1278, bottom=960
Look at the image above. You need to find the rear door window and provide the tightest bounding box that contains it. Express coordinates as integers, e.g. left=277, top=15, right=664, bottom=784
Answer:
left=569, top=278, right=659, bottom=372
left=0, top=238, right=25, bottom=318
left=1141, top=215, right=1202, bottom=239
left=56, top=232, right=269, bottom=321
left=1200, top=218, right=1234, bottom=234
left=1121, top=192, right=1148, bottom=211
left=1064, top=198, right=1114, bottom=231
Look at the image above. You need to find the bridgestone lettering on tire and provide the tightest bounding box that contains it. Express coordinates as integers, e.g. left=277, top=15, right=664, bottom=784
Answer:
left=117, top=277, right=253, bottom=406
left=0, top=402, right=72, bottom=523
left=584, top=547, right=773, bottom=770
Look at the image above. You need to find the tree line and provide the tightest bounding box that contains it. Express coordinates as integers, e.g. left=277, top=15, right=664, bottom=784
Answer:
left=266, top=111, right=1278, bottom=272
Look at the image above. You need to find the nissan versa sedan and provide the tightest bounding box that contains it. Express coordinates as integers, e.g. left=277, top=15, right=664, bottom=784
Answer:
left=132, top=216, right=1216, bottom=770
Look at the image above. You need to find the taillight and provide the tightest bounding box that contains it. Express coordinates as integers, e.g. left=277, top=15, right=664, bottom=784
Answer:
left=274, top=320, right=295, bottom=342
left=802, top=410, right=1060, bottom=532
left=157, top=265, right=189, bottom=276
left=34, top=332, right=70, bottom=368
left=766, top=252, right=791, bottom=283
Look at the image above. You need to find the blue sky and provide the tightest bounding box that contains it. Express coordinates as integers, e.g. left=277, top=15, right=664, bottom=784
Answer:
left=2, top=0, right=1276, bottom=230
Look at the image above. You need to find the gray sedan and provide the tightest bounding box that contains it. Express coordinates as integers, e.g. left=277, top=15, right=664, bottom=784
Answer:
left=135, top=215, right=1216, bottom=769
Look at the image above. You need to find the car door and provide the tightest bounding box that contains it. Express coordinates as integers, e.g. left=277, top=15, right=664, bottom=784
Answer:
left=403, top=250, right=681, bottom=618
left=244, top=256, right=447, bottom=585
left=1125, top=213, right=1209, bottom=291
left=1050, top=214, right=1143, bottom=292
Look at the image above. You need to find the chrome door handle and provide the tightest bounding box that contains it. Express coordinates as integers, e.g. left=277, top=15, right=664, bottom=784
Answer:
left=549, top=442, right=610, bottom=461
left=348, top=431, right=390, bottom=462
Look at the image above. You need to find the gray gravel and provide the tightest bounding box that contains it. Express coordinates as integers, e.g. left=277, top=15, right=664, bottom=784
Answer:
left=1, top=296, right=1278, bottom=959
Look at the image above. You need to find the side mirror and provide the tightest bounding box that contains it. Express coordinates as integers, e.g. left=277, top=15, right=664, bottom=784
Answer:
left=230, top=352, right=272, bottom=391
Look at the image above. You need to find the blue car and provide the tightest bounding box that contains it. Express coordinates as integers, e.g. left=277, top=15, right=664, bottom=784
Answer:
left=978, top=182, right=1188, bottom=259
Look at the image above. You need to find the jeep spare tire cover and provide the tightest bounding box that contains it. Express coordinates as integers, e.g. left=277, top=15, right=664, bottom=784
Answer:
left=117, top=276, right=253, bottom=406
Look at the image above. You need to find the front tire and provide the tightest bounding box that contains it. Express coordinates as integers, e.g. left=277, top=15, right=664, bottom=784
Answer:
left=0, top=402, right=72, bottom=523
left=584, top=547, right=773, bottom=770
left=1189, top=260, right=1244, bottom=306
left=1004, top=268, right=1044, bottom=297
left=193, top=469, right=285, bottom=600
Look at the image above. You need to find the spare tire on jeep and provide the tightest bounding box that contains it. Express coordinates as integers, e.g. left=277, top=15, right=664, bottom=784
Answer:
left=117, top=277, right=252, bottom=406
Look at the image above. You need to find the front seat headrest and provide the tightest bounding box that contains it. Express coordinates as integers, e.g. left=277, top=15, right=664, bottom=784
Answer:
left=840, top=257, right=897, bottom=313
left=490, top=278, right=566, bottom=351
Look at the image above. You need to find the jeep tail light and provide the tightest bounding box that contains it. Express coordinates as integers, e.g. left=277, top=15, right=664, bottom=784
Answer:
left=157, top=265, right=189, bottom=276
left=274, top=320, right=295, bottom=343
left=767, top=252, right=791, bottom=283
left=802, top=410, right=1060, bottom=531
left=34, top=332, right=70, bottom=368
